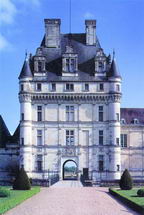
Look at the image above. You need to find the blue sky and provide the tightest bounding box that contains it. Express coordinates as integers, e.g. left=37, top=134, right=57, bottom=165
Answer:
left=0, top=0, right=144, bottom=133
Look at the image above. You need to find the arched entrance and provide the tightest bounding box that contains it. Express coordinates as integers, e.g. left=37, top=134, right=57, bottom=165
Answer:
left=63, top=160, right=78, bottom=180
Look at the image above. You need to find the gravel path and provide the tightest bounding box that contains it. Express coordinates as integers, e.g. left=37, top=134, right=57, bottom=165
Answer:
left=5, top=181, right=138, bottom=215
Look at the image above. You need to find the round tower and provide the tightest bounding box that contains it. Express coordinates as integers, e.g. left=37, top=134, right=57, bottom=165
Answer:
left=19, top=55, right=33, bottom=178
left=108, top=58, right=122, bottom=180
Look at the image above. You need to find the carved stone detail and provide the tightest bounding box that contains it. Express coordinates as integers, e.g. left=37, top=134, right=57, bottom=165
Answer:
left=19, top=94, right=31, bottom=103
left=61, top=147, right=76, bottom=156
left=31, top=93, right=121, bottom=103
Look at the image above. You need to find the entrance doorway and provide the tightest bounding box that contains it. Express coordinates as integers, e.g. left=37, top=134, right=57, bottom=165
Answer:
left=63, top=160, right=78, bottom=180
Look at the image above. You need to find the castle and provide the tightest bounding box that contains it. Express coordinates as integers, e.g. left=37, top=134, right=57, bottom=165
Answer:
left=0, top=19, right=144, bottom=184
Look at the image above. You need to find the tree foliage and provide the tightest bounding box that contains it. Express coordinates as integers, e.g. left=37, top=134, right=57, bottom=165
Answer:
left=13, top=167, right=31, bottom=190
left=119, top=169, right=133, bottom=190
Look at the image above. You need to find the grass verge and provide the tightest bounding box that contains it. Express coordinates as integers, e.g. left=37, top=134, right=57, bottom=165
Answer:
left=0, top=186, right=40, bottom=214
left=109, top=187, right=144, bottom=214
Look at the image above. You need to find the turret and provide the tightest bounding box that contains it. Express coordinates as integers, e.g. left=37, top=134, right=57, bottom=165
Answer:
left=19, top=55, right=33, bottom=79
left=19, top=55, right=33, bottom=177
left=108, top=55, right=122, bottom=180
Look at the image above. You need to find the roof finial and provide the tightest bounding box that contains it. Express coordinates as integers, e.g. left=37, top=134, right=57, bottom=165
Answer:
left=69, top=0, right=72, bottom=34
left=25, top=49, right=28, bottom=60
left=113, top=49, right=115, bottom=60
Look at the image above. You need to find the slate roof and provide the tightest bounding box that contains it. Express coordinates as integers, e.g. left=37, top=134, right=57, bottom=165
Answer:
left=36, top=33, right=104, bottom=81
left=19, top=58, right=33, bottom=79
left=20, top=25, right=120, bottom=81
left=0, top=115, right=11, bottom=147
left=120, top=108, right=144, bottom=124
left=0, top=116, right=20, bottom=147
left=108, top=59, right=121, bottom=78
left=11, top=125, right=20, bottom=143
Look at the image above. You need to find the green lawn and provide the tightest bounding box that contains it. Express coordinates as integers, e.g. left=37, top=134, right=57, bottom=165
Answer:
left=109, top=188, right=144, bottom=213
left=0, top=186, right=40, bottom=214
left=112, top=188, right=144, bottom=206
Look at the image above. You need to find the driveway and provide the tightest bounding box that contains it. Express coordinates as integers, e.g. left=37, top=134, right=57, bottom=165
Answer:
left=5, top=181, right=138, bottom=215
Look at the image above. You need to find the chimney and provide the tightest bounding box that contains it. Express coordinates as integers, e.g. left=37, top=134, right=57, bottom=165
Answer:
left=85, top=20, right=96, bottom=46
left=44, top=19, right=61, bottom=48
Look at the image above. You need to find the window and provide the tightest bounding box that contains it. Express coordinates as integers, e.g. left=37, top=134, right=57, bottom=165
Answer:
left=133, top=118, right=139, bottom=124
left=99, top=130, right=103, bottom=145
left=99, top=155, right=104, bottom=171
left=117, top=164, right=120, bottom=171
left=66, top=130, right=74, bottom=146
left=116, top=113, right=120, bottom=121
left=21, top=113, right=24, bottom=121
left=84, top=83, right=89, bottom=91
left=66, top=106, right=74, bottom=121
left=38, top=61, right=42, bottom=72
left=51, top=83, right=56, bottom=91
left=65, top=83, right=74, bottom=91
left=21, top=84, right=24, bottom=91
left=37, top=155, right=42, bottom=171
left=121, top=134, right=127, bottom=148
left=98, top=62, right=104, bottom=69
left=37, top=106, right=42, bottom=121
left=66, top=59, right=70, bottom=72
left=99, top=83, right=104, bottom=91
left=116, top=138, right=119, bottom=146
left=99, top=106, right=103, bottom=122
left=116, top=84, right=120, bottom=91
left=66, top=58, right=75, bottom=72
left=37, top=83, right=41, bottom=91
left=121, top=118, right=126, bottom=124
left=70, top=59, right=75, bottom=72
left=37, top=130, right=42, bottom=146
left=21, top=138, right=24, bottom=146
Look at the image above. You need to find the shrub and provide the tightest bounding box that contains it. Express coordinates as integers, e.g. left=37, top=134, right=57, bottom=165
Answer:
left=119, top=169, right=133, bottom=190
left=0, top=187, right=10, bottom=197
left=13, top=167, right=31, bottom=190
left=137, top=189, right=144, bottom=197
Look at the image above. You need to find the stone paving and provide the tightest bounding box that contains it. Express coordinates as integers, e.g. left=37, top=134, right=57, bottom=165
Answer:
left=5, top=181, right=138, bottom=215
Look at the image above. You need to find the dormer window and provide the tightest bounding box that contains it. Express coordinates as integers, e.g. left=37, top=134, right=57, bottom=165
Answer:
left=62, top=45, right=78, bottom=76
left=98, top=62, right=104, bottom=69
left=34, top=53, right=46, bottom=74
left=65, top=58, right=75, bottom=72
left=38, top=61, right=42, bottom=72
left=95, top=48, right=107, bottom=76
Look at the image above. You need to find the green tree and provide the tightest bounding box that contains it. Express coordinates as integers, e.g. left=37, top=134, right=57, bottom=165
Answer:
left=119, top=169, right=133, bottom=190
left=13, top=167, right=31, bottom=190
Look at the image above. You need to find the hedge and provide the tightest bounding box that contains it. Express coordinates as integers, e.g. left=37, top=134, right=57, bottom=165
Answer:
left=109, top=188, right=144, bottom=214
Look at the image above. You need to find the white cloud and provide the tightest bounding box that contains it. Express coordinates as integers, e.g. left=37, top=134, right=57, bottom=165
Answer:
left=0, top=0, right=41, bottom=26
left=0, top=0, right=17, bottom=25
left=0, top=33, right=11, bottom=51
left=84, top=12, right=95, bottom=19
